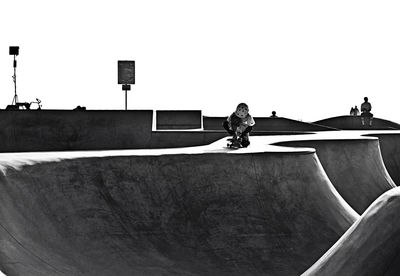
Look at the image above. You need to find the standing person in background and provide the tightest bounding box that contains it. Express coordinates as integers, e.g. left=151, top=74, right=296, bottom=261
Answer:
left=350, top=106, right=355, bottom=115
left=354, top=105, right=360, bottom=116
left=350, top=106, right=359, bottom=116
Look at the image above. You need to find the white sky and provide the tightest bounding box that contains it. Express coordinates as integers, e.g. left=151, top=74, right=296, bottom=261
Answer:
left=1, top=0, right=400, bottom=122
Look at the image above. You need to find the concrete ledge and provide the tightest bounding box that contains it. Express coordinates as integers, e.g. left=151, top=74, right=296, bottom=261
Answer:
left=156, top=110, right=202, bottom=129
left=0, top=110, right=153, bottom=152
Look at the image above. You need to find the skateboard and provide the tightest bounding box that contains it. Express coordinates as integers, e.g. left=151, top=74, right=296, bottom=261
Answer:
left=227, top=136, right=242, bottom=149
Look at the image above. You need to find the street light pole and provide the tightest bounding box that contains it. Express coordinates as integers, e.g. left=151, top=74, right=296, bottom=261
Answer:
left=9, top=46, right=20, bottom=105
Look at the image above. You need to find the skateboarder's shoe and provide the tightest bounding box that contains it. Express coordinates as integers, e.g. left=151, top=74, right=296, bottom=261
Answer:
left=227, top=135, right=243, bottom=149
left=241, top=137, right=250, bottom=148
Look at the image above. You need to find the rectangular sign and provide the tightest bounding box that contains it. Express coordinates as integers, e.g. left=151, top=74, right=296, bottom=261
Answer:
left=118, top=60, right=135, bottom=84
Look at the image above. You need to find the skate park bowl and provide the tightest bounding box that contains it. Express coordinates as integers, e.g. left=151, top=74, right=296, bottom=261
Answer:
left=0, top=130, right=400, bottom=275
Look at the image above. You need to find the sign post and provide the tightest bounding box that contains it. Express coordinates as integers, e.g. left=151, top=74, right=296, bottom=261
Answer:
left=118, top=60, right=135, bottom=110
left=122, top=84, right=131, bottom=110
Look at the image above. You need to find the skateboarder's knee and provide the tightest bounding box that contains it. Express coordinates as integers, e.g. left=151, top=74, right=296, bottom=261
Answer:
left=241, top=126, right=253, bottom=136
left=222, top=120, right=235, bottom=135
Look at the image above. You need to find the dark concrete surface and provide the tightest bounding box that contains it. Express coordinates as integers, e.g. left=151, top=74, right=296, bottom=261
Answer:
left=0, top=140, right=357, bottom=275
left=366, top=133, right=400, bottom=186
left=303, top=187, right=400, bottom=276
left=203, top=116, right=336, bottom=132
left=0, top=110, right=322, bottom=152
left=314, top=115, right=400, bottom=130
left=1, top=111, right=400, bottom=275
left=156, top=110, right=202, bottom=129
left=1, top=110, right=400, bottom=153
left=275, top=138, right=396, bottom=214
left=0, top=110, right=153, bottom=152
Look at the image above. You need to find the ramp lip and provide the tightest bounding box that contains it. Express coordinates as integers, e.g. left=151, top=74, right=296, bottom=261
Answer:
left=0, top=130, right=399, bottom=166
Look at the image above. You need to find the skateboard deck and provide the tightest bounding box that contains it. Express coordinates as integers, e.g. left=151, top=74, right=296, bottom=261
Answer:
left=226, top=137, right=242, bottom=149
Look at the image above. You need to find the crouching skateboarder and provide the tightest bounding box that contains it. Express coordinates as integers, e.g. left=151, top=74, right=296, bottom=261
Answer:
left=223, top=103, right=255, bottom=148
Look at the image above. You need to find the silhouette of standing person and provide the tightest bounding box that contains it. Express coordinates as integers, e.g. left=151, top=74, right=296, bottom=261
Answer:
left=354, top=105, right=360, bottom=116
left=270, top=111, right=278, bottom=118
left=360, top=97, right=373, bottom=126
left=350, top=105, right=360, bottom=116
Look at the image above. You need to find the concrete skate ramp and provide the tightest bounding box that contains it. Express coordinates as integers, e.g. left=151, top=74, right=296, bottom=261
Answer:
left=314, top=115, right=400, bottom=130
left=302, top=187, right=400, bottom=276
left=366, top=132, right=400, bottom=186
left=0, top=140, right=357, bottom=275
left=203, top=116, right=335, bottom=131
left=275, top=137, right=396, bottom=214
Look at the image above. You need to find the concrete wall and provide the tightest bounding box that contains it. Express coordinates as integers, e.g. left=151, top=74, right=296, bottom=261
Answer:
left=0, top=110, right=153, bottom=152
left=203, top=116, right=334, bottom=131
left=0, top=110, right=324, bottom=153
left=203, top=116, right=226, bottom=130
left=150, top=131, right=226, bottom=148
left=252, top=117, right=335, bottom=131
left=156, top=110, right=202, bottom=129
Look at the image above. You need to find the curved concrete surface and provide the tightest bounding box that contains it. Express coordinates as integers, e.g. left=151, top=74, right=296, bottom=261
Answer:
left=275, top=137, right=396, bottom=214
left=202, top=116, right=336, bottom=131
left=302, top=187, right=400, bottom=276
left=314, top=115, right=400, bottom=130
left=0, top=138, right=357, bottom=275
left=366, top=132, right=400, bottom=186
